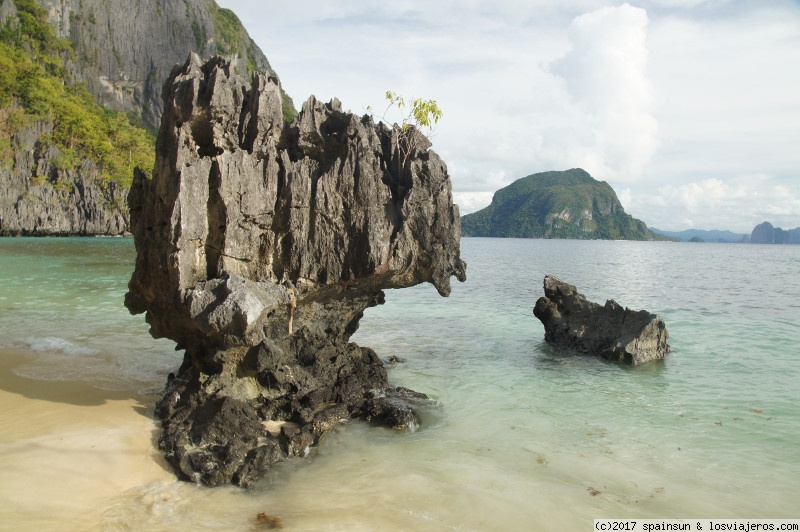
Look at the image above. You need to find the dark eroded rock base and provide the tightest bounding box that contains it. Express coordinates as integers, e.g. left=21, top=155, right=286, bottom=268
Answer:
left=156, top=329, right=434, bottom=487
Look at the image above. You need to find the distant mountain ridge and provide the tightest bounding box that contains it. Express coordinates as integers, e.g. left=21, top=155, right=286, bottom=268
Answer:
left=650, top=223, right=800, bottom=244
left=650, top=228, right=749, bottom=243
left=461, top=168, right=663, bottom=240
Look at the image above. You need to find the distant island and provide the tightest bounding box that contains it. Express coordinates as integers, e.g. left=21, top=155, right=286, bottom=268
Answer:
left=750, top=221, right=800, bottom=244
left=649, top=228, right=749, bottom=243
left=650, top=223, right=800, bottom=244
left=461, top=168, right=666, bottom=240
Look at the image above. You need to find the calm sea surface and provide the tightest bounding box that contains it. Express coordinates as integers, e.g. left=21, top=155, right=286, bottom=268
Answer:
left=1, top=237, right=798, bottom=530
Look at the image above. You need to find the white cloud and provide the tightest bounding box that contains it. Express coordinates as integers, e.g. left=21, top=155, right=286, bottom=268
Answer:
left=453, top=192, right=496, bottom=215
left=659, top=177, right=747, bottom=213
left=618, top=187, right=633, bottom=210
left=627, top=174, right=800, bottom=232
left=646, top=9, right=800, bottom=175
left=548, top=4, right=658, bottom=183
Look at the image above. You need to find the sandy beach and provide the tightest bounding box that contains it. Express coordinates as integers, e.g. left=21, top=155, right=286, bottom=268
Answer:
left=0, top=348, right=175, bottom=531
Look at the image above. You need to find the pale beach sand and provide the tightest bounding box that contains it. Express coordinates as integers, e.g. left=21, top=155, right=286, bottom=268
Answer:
left=0, top=348, right=175, bottom=531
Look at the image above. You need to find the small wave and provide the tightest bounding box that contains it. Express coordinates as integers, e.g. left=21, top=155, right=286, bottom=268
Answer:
left=20, top=336, right=99, bottom=356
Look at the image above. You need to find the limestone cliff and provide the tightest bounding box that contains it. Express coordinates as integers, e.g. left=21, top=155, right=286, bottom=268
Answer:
left=1, top=0, right=294, bottom=236
left=750, top=221, right=800, bottom=244
left=0, top=118, right=128, bottom=235
left=125, top=54, right=466, bottom=486
left=38, top=0, right=293, bottom=130
left=1, top=0, right=132, bottom=235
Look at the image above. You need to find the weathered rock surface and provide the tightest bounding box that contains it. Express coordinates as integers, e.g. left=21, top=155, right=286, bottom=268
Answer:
left=38, top=0, right=287, bottom=131
left=533, top=275, right=669, bottom=365
left=1, top=0, right=293, bottom=236
left=126, top=54, right=466, bottom=486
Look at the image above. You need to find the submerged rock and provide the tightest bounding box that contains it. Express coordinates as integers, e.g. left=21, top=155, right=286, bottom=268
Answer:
left=126, top=54, right=466, bottom=486
left=532, top=275, right=669, bottom=365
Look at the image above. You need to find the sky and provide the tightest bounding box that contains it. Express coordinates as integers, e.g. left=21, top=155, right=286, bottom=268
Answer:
left=216, top=0, right=800, bottom=233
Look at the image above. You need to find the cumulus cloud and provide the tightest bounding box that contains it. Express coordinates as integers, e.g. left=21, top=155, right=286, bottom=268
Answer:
left=548, top=3, right=658, bottom=183
left=658, top=177, right=749, bottom=216
left=627, top=175, right=800, bottom=232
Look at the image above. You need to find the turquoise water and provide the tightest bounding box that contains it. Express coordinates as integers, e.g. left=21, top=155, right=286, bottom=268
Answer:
left=1, top=237, right=798, bottom=529
left=0, top=237, right=176, bottom=392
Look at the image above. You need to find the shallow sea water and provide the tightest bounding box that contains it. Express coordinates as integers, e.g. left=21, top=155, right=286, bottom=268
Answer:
left=1, top=237, right=798, bottom=530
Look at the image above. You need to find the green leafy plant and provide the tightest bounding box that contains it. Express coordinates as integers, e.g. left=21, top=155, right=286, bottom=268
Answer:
left=375, top=90, right=442, bottom=135
left=369, top=90, right=442, bottom=177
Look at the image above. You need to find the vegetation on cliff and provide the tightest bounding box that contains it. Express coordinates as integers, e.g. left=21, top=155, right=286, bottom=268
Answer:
left=461, top=168, right=663, bottom=240
left=0, top=0, right=155, bottom=191
left=1, top=0, right=297, bottom=235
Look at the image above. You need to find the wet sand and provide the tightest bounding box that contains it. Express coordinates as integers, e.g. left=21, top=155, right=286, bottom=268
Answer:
left=0, top=349, right=175, bottom=531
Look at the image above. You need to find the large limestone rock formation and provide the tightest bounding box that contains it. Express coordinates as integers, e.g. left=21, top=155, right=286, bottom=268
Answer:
left=125, top=54, right=466, bottom=486
left=533, top=275, right=669, bottom=365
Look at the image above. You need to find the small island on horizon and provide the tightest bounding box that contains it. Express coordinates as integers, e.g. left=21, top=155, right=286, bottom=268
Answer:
left=460, top=168, right=668, bottom=241
left=460, top=169, right=798, bottom=244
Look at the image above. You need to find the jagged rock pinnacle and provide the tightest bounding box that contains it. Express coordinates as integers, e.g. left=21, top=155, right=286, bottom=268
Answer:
left=125, top=54, right=466, bottom=486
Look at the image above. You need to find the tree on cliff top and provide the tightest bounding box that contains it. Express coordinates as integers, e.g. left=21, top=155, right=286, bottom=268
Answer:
left=369, top=91, right=442, bottom=177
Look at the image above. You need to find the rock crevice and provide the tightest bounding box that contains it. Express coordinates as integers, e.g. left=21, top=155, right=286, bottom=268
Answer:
left=126, top=54, right=465, bottom=486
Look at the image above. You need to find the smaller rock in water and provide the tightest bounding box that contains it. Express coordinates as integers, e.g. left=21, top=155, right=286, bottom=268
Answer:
left=532, top=275, right=669, bottom=365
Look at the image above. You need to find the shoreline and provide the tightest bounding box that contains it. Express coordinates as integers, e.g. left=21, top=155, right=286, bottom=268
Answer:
left=0, top=348, right=176, bottom=530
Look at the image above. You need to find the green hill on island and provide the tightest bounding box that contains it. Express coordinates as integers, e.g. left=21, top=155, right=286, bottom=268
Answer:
left=461, top=168, right=662, bottom=240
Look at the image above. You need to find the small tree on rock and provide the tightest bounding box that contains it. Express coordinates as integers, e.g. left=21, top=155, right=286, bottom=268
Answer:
left=369, top=91, right=442, bottom=178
